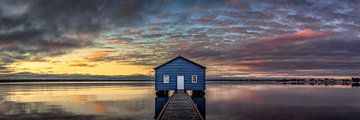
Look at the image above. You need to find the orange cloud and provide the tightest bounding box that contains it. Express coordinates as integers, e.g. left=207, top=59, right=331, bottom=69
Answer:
left=256, top=29, right=329, bottom=42
left=85, top=52, right=109, bottom=61
left=69, top=62, right=96, bottom=67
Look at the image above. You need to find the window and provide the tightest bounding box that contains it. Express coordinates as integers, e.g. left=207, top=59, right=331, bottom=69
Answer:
left=163, top=75, right=169, bottom=83
left=191, top=75, right=197, bottom=83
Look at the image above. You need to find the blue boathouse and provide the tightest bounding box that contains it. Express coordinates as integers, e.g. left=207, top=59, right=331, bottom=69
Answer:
left=154, top=55, right=206, bottom=95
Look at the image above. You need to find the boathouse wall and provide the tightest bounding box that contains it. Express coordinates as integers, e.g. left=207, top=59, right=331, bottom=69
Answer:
left=155, top=56, right=206, bottom=91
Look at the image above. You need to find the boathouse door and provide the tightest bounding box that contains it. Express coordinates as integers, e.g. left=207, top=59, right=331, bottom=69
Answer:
left=177, top=76, right=184, bottom=90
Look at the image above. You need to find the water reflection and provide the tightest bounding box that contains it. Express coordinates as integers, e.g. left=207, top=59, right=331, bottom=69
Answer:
left=154, top=92, right=206, bottom=119
left=191, top=95, right=206, bottom=119
left=206, top=83, right=360, bottom=120
left=0, top=82, right=359, bottom=120
left=154, top=95, right=169, bottom=119
left=0, top=82, right=155, bottom=120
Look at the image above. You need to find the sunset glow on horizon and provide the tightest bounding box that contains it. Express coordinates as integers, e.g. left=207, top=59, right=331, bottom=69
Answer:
left=7, top=48, right=151, bottom=76
left=1, top=0, right=360, bottom=79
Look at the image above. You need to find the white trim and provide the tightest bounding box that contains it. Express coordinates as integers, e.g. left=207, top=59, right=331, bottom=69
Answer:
left=163, top=75, right=169, bottom=83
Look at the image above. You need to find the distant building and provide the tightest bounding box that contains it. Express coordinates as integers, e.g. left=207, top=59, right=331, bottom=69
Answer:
left=154, top=55, right=206, bottom=93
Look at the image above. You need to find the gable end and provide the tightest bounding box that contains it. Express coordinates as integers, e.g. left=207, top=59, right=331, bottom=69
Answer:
left=154, top=56, right=206, bottom=70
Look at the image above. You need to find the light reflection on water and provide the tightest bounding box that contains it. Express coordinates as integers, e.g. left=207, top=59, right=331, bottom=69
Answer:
left=0, top=82, right=155, bottom=120
left=206, top=83, right=360, bottom=120
left=0, top=82, right=359, bottom=120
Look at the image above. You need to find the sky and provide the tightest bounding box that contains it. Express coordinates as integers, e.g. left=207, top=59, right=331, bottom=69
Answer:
left=0, top=0, right=360, bottom=79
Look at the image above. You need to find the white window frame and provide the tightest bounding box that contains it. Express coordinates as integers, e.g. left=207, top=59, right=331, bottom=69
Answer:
left=163, top=75, right=169, bottom=83
left=191, top=75, right=198, bottom=83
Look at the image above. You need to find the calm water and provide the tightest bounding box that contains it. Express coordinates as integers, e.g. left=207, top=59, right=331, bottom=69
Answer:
left=0, top=82, right=359, bottom=120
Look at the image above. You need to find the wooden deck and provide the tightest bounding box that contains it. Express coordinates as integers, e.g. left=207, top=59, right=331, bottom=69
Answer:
left=157, top=91, right=204, bottom=120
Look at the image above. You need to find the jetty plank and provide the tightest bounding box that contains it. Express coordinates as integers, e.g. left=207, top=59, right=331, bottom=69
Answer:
left=158, top=91, right=204, bottom=120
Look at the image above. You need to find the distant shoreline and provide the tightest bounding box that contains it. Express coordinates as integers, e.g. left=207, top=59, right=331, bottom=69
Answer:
left=0, top=79, right=154, bottom=82
left=0, top=78, right=359, bottom=83
left=0, top=79, right=359, bottom=88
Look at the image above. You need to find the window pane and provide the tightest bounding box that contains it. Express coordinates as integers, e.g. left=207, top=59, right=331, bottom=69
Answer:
left=163, top=75, right=169, bottom=83
left=192, top=75, right=197, bottom=83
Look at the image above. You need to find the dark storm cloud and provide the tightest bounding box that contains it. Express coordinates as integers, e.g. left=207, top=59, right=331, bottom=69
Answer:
left=0, top=0, right=163, bottom=71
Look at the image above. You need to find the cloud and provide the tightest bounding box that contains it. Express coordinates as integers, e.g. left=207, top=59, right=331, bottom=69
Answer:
left=84, top=52, right=109, bottom=61
left=1, top=0, right=360, bottom=78
left=0, top=0, right=165, bottom=73
left=69, top=62, right=96, bottom=67
left=0, top=64, right=13, bottom=74
left=0, top=72, right=153, bottom=80
left=256, top=29, right=329, bottom=42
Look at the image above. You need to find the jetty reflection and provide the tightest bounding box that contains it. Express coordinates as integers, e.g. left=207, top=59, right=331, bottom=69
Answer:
left=154, top=91, right=206, bottom=119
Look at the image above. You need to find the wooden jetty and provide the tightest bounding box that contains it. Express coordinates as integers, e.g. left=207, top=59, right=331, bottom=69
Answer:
left=157, top=91, right=204, bottom=120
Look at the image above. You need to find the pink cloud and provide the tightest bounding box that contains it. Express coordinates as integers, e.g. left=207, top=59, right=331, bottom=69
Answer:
left=256, top=29, right=330, bottom=42
left=0, top=40, right=18, bottom=47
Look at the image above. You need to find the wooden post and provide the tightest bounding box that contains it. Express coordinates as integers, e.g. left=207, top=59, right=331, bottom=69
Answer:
left=156, top=90, right=169, bottom=96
